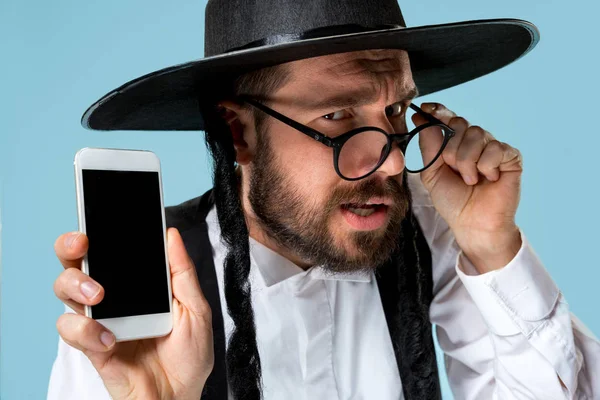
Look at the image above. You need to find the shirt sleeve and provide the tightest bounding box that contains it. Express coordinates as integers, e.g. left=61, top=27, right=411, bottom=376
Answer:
left=47, top=305, right=113, bottom=400
left=407, top=174, right=600, bottom=400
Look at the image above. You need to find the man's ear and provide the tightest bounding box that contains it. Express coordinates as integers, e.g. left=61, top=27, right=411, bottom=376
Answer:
left=217, top=100, right=255, bottom=165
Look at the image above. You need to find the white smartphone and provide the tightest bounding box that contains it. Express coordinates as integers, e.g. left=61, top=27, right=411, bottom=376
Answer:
left=74, top=147, right=173, bottom=342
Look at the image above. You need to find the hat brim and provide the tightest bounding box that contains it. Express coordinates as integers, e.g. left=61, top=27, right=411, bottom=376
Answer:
left=82, top=18, right=539, bottom=131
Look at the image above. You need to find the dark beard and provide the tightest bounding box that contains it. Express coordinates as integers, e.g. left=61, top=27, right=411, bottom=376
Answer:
left=248, top=127, right=411, bottom=273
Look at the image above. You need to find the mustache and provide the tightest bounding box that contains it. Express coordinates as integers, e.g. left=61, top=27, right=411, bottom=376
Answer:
left=324, top=177, right=408, bottom=213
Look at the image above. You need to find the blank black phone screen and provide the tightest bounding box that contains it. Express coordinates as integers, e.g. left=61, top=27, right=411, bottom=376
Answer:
left=82, top=169, right=170, bottom=319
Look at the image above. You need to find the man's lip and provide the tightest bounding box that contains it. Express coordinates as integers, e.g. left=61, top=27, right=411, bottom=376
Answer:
left=341, top=197, right=393, bottom=207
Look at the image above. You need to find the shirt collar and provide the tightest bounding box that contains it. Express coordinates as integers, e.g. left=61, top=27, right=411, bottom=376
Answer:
left=249, top=236, right=372, bottom=287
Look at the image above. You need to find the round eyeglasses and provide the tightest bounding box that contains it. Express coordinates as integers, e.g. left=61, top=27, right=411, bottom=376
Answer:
left=239, top=96, right=455, bottom=181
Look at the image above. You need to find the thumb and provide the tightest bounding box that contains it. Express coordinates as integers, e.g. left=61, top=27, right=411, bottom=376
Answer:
left=167, top=228, right=207, bottom=317
left=411, top=113, right=445, bottom=174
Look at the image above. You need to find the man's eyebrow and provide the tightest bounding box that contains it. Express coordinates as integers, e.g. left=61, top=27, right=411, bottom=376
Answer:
left=300, top=85, right=419, bottom=111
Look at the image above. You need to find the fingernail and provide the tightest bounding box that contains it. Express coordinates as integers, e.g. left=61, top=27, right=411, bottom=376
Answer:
left=422, top=103, right=436, bottom=113
left=464, top=175, right=477, bottom=185
left=64, top=232, right=81, bottom=248
left=81, top=281, right=100, bottom=299
left=100, top=331, right=115, bottom=347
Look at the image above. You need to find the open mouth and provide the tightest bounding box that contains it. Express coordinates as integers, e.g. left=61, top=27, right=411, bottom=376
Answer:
left=339, top=200, right=390, bottom=231
left=341, top=203, right=386, bottom=217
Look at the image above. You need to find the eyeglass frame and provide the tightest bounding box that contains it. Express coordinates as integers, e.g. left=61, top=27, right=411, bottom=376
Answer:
left=238, top=95, right=456, bottom=181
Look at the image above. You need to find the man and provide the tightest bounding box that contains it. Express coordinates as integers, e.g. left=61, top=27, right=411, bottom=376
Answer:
left=48, top=0, right=599, bottom=399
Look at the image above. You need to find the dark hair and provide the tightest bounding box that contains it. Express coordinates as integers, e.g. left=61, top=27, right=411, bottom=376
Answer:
left=200, top=64, right=434, bottom=399
left=200, top=64, right=291, bottom=399
left=234, top=65, right=291, bottom=130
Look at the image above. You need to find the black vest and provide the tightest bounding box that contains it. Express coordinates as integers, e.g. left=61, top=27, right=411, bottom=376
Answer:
left=165, top=189, right=441, bottom=399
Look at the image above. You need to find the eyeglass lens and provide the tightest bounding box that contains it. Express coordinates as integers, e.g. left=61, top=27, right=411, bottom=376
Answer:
left=337, top=107, right=447, bottom=179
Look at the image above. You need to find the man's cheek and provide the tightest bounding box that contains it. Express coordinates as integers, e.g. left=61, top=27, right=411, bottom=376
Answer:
left=289, top=161, right=332, bottom=193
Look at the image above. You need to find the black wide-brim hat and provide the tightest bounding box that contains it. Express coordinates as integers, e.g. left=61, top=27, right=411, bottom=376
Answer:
left=81, top=0, right=539, bottom=132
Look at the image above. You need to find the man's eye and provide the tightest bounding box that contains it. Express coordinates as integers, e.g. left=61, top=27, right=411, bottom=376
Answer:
left=385, top=102, right=404, bottom=117
left=323, top=110, right=348, bottom=121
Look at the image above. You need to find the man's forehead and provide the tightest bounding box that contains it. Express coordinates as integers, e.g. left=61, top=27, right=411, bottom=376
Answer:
left=276, top=49, right=416, bottom=109
left=290, top=49, right=411, bottom=80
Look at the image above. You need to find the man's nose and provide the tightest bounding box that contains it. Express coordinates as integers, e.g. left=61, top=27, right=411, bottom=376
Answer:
left=369, top=118, right=405, bottom=178
left=376, top=141, right=405, bottom=177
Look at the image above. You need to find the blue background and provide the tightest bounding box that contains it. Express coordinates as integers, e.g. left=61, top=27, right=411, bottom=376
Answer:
left=1, top=0, right=598, bottom=398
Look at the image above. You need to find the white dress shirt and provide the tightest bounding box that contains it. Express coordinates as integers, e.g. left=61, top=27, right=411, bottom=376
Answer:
left=48, top=174, right=600, bottom=399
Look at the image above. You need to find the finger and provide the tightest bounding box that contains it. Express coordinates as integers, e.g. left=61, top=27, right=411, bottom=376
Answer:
left=57, top=313, right=116, bottom=354
left=477, top=141, right=523, bottom=181
left=168, top=228, right=210, bottom=319
left=419, top=103, right=467, bottom=171
left=54, top=268, right=105, bottom=314
left=455, top=125, right=491, bottom=185
left=440, top=116, right=469, bottom=169
left=54, top=232, right=89, bottom=270
left=411, top=113, right=445, bottom=170
left=420, top=102, right=457, bottom=124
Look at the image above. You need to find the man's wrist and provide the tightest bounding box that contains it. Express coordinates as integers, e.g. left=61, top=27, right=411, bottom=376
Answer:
left=459, top=226, right=522, bottom=274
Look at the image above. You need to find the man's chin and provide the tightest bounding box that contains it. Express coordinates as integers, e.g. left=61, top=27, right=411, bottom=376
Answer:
left=320, top=231, right=395, bottom=271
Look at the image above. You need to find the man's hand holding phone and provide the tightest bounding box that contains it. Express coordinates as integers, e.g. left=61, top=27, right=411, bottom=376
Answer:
left=53, top=227, right=214, bottom=400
